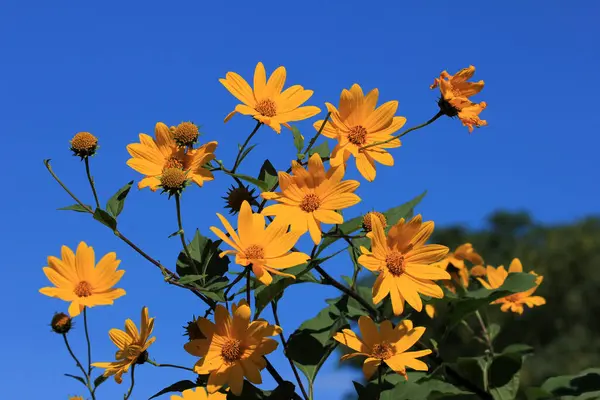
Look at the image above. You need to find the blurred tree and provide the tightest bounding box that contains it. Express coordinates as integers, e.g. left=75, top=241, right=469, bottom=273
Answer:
left=341, top=211, right=600, bottom=394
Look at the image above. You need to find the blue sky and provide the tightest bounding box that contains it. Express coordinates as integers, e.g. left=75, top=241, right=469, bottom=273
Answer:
left=2, top=1, right=599, bottom=399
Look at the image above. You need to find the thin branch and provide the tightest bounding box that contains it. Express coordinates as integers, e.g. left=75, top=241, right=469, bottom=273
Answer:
left=84, top=157, right=101, bottom=209
left=232, top=121, right=262, bottom=173
left=83, top=307, right=93, bottom=376
left=123, top=364, right=136, bottom=400
left=62, top=334, right=95, bottom=399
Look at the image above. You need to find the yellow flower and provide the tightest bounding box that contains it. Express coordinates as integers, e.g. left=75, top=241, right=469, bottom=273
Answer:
left=458, top=101, right=487, bottom=133
left=477, top=259, right=546, bottom=314
left=313, top=84, right=406, bottom=181
left=92, top=307, right=156, bottom=384
left=39, top=242, right=125, bottom=317
left=430, top=65, right=484, bottom=108
left=261, top=153, right=361, bottom=244
left=126, top=122, right=217, bottom=191
left=184, top=300, right=281, bottom=396
left=435, top=243, right=484, bottom=288
left=425, top=304, right=436, bottom=319
left=358, top=215, right=450, bottom=315
left=334, top=316, right=431, bottom=379
left=69, top=397, right=84, bottom=400
left=220, top=62, right=321, bottom=134
left=170, top=387, right=226, bottom=400
left=210, top=201, right=310, bottom=285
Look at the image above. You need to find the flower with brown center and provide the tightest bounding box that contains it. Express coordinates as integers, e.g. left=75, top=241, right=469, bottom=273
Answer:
left=92, top=307, right=156, bottom=384
left=477, top=259, right=546, bottom=314
left=220, top=62, right=321, bottom=134
left=126, top=122, right=217, bottom=192
left=358, top=215, right=450, bottom=316
left=210, top=201, right=310, bottom=285
left=434, top=243, right=484, bottom=289
left=173, top=121, right=200, bottom=147
left=70, top=132, right=98, bottom=158
left=261, top=153, right=361, bottom=244
left=51, top=312, right=72, bottom=334
left=334, top=316, right=431, bottom=379
left=184, top=300, right=281, bottom=396
left=39, top=242, right=126, bottom=317
left=313, top=84, right=406, bottom=181
left=362, top=211, right=387, bottom=232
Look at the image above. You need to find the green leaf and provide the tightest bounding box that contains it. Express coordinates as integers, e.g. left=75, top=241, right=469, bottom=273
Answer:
left=226, top=172, right=270, bottom=191
left=105, top=180, right=133, bottom=218
left=291, top=126, right=304, bottom=153
left=488, top=323, right=501, bottom=342
left=177, top=274, right=208, bottom=285
left=64, top=374, right=87, bottom=386
left=445, top=272, right=538, bottom=331
left=541, top=368, right=600, bottom=397
left=58, top=204, right=92, bottom=213
left=317, top=191, right=427, bottom=255
left=258, top=160, right=278, bottom=191
left=309, top=141, right=330, bottom=159
left=384, top=378, right=472, bottom=400
left=238, top=143, right=258, bottom=166
left=226, top=380, right=295, bottom=399
left=176, top=230, right=229, bottom=292
left=286, top=302, right=349, bottom=397
left=148, top=380, right=198, bottom=399
left=93, top=208, right=117, bottom=231
left=93, top=374, right=108, bottom=388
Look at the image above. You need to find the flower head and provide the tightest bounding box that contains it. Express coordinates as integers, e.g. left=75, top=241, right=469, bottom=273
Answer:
left=362, top=211, right=387, bottom=233
left=184, top=316, right=205, bottom=341
left=51, top=312, right=72, bottom=334
left=334, top=316, right=431, bottom=379
left=430, top=66, right=487, bottom=133
left=92, top=307, right=156, bottom=384
left=39, top=242, right=125, bottom=317
left=70, top=132, right=98, bottom=158
left=184, top=300, right=281, bottom=396
left=126, top=122, right=217, bottom=192
left=435, top=243, right=484, bottom=289
left=223, top=184, right=258, bottom=215
left=477, top=259, right=546, bottom=314
left=170, top=387, right=226, bottom=400
left=172, top=121, right=200, bottom=147
left=313, top=84, right=406, bottom=181
left=358, top=215, right=450, bottom=315
left=220, top=62, right=321, bottom=133
left=210, top=201, right=310, bottom=285
left=261, top=153, right=360, bottom=244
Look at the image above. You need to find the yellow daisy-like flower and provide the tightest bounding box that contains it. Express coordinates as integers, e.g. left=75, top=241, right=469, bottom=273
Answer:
left=334, top=316, right=431, bottom=379
left=358, top=215, right=450, bottom=315
left=184, top=300, right=281, bottom=396
left=313, top=84, right=406, bottom=181
left=39, top=242, right=125, bottom=317
left=430, top=65, right=484, bottom=107
left=220, top=62, right=321, bottom=134
left=170, top=387, right=227, bottom=400
left=261, top=153, right=361, bottom=244
left=92, top=307, right=156, bottom=384
left=458, top=101, right=488, bottom=133
left=477, top=259, right=546, bottom=314
left=435, top=243, right=484, bottom=288
left=210, top=201, right=310, bottom=285
left=126, top=122, right=217, bottom=191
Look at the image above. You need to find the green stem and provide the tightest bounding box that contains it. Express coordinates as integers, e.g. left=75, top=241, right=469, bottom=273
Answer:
left=377, top=363, right=384, bottom=399
left=246, top=266, right=251, bottom=305
left=360, top=110, right=444, bottom=151
left=174, top=194, right=195, bottom=276
left=271, top=302, right=309, bottom=400
left=303, top=111, right=331, bottom=156
left=44, top=160, right=93, bottom=213
left=83, top=307, right=93, bottom=376
left=147, top=359, right=195, bottom=372
left=475, top=310, right=494, bottom=353
left=84, top=157, right=101, bottom=209
left=232, top=121, right=262, bottom=173
left=62, top=334, right=95, bottom=399
left=123, top=364, right=136, bottom=400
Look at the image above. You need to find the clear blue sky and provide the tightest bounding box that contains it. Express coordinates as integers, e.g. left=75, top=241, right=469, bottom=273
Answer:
left=2, top=1, right=599, bottom=399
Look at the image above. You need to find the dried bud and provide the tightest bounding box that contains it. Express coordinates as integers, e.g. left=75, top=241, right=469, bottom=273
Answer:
left=362, top=211, right=387, bottom=232
left=51, top=312, right=72, bottom=334
left=223, top=184, right=258, bottom=215
left=184, top=316, right=205, bottom=341
left=173, top=122, right=200, bottom=147
left=70, top=132, right=98, bottom=159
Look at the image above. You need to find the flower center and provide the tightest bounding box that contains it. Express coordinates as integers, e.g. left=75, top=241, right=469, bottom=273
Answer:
left=244, top=244, right=265, bottom=260
left=163, top=156, right=184, bottom=171
left=71, top=132, right=98, bottom=151
left=300, top=193, right=321, bottom=213
left=255, top=99, right=277, bottom=117
left=362, top=211, right=387, bottom=232
left=160, top=168, right=187, bottom=190
left=371, top=342, right=394, bottom=360
left=385, top=252, right=405, bottom=276
left=74, top=281, right=93, bottom=297
left=348, top=125, right=368, bottom=146
left=221, top=338, right=242, bottom=364
left=503, top=293, right=522, bottom=303
left=173, top=122, right=199, bottom=146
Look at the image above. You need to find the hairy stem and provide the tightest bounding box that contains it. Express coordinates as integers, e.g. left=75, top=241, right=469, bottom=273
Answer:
left=83, top=307, right=93, bottom=376
left=175, top=194, right=195, bottom=276
left=302, top=111, right=331, bottom=156
left=147, top=359, right=195, bottom=372
left=62, top=334, right=95, bottom=399
left=84, top=157, right=101, bottom=209
left=232, top=121, right=262, bottom=173
left=123, top=364, right=136, bottom=400
left=475, top=310, right=495, bottom=353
